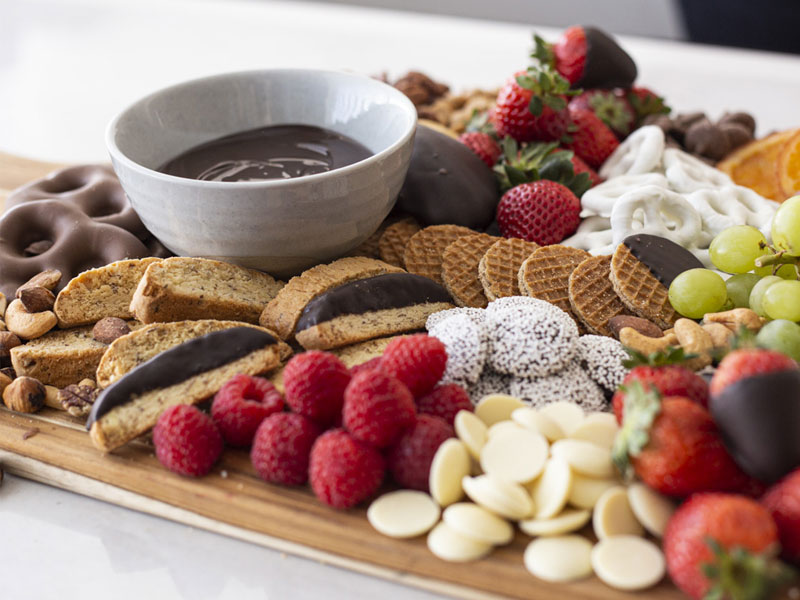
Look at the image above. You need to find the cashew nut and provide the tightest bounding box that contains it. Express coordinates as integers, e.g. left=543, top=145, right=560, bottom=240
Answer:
left=4, top=299, right=57, bottom=340
left=619, top=326, right=679, bottom=355
left=44, top=385, right=62, bottom=410
left=0, top=291, right=7, bottom=318
left=702, top=322, right=734, bottom=351
left=674, top=318, right=713, bottom=371
left=703, top=308, right=763, bottom=333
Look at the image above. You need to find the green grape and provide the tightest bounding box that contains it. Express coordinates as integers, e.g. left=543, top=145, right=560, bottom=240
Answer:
left=668, top=269, right=727, bottom=319
left=754, top=263, right=799, bottom=279
left=749, top=275, right=782, bottom=317
left=763, top=280, right=800, bottom=321
left=709, top=225, right=769, bottom=273
left=725, top=273, right=761, bottom=308
left=756, top=319, right=800, bottom=361
left=771, top=195, right=800, bottom=256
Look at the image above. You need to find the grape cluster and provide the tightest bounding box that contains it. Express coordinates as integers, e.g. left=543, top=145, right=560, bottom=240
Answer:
left=667, top=196, right=800, bottom=359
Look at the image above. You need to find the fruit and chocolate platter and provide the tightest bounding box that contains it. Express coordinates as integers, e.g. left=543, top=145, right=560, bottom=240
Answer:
left=2, top=24, right=800, bottom=599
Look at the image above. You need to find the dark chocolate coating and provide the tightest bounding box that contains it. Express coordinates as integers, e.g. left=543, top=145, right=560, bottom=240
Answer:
left=295, top=273, right=452, bottom=333
left=86, top=327, right=277, bottom=428
left=6, top=164, right=148, bottom=240
left=0, top=200, right=151, bottom=298
left=577, top=27, right=638, bottom=89
left=623, top=234, right=704, bottom=288
left=711, top=369, right=800, bottom=484
left=396, top=126, right=499, bottom=229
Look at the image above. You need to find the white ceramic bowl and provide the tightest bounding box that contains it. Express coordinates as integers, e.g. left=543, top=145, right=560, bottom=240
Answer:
left=106, top=69, right=417, bottom=277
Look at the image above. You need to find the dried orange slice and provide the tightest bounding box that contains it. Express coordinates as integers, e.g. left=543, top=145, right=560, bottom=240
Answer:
left=778, top=129, right=800, bottom=200
left=717, top=129, right=798, bottom=201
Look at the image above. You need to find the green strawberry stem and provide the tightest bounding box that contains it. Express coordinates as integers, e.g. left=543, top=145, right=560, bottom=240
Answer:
left=611, top=382, right=662, bottom=479
left=621, top=346, right=698, bottom=369
left=702, top=538, right=798, bottom=600
left=493, top=138, right=591, bottom=196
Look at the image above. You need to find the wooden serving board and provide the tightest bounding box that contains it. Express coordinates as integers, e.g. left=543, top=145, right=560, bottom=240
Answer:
left=0, top=153, right=684, bottom=600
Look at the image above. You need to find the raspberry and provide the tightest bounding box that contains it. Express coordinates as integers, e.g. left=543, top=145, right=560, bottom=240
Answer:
left=343, top=370, right=416, bottom=448
left=211, top=374, right=284, bottom=446
left=309, top=429, right=385, bottom=509
left=283, top=351, right=351, bottom=426
left=153, top=405, right=223, bottom=477
left=381, top=334, right=447, bottom=397
left=349, top=356, right=383, bottom=378
left=251, top=413, right=321, bottom=486
left=387, top=415, right=454, bottom=491
left=415, top=384, right=473, bottom=426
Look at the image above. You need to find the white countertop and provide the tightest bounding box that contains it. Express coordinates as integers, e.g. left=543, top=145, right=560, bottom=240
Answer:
left=2, top=1, right=800, bottom=598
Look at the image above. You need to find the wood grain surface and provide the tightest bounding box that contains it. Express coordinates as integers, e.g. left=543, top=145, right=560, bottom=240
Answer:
left=0, top=154, right=685, bottom=600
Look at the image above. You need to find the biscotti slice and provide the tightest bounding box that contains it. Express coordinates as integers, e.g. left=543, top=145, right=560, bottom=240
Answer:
left=259, top=256, right=404, bottom=339
left=294, top=273, right=454, bottom=350
left=54, top=258, right=161, bottom=327
left=130, top=257, right=284, bottom=324
left=87, top=327, right=284, bottom=452
left=96, top=319, right=290, bottom=389
left=10, top=321, right=142, bottom=388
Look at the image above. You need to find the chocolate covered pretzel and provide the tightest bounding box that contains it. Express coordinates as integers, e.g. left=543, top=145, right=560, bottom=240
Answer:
left=0, top=199, right=150, bottom=298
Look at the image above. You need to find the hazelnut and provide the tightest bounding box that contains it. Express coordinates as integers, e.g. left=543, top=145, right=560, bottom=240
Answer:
left=0, top=371, right=12, bottom=395
left=3, top=376, right=45, bottom=413
left=92, top=317, right=131, bottom=344
left=4, top=299, right=57, bottom=340
left=0, top=331, right=22, bottom=368
left=18, top=286, right=55, bottom=313
left=16, top=269, right=62, bottom=295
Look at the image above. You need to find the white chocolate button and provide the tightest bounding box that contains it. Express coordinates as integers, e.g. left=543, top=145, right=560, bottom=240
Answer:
left=512, top=407, right=565, bottom=442
left=569, top=415, right=619, bottom=450
left=539, top=402, right=585, bottom=435
left=475, top=394, right=526, bottom=427
left=524, top=535, right=593, bottom=583
left=593, top=486, right=644, bottom=540
left=487, top=420, right=524, bottom=438
left=591, top=536, right=666, bottom=591
left=528, top=457, right=572, bottom=519
left=455, top=410, right=488, bottom=459
left=519, top=508, right=591, bottom=537
left=429, top=438, right=471, bottom=507
left=462, top=474, right=534, bottom=520
left=480, top=427, right=548, bottom=484
left=367, top=490, right=441, bottom=538
left=443, top=502, right=514, bottom=546
left=551, top=439, right=614, bottom=478
left=627, top=482, right=676, bottom=538
left=427, top=522, right=493, bottom=562
left=568, top=474, right=619, bottom=510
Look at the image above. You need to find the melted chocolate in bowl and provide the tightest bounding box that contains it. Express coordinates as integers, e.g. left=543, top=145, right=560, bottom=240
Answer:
left=158, top=124, right=372, bottom=182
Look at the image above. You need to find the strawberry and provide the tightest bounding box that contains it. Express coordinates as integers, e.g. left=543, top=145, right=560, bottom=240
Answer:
left=664, top=493, right=794, bottom=600
left=459, top=132, right=501, bottom=168
left=533, top=27, right=637, bottom=89
left=493, top=138, right=592, bottom=196
left=613, top=383, right=753, bottom=498
left=491, top=68, right=573, bottom=143
left=625, top=86, right=670, bottom=124
left=564, top=106, right=620, bottom=169
left=762, top=467, right=800, bottom=565
left=496, top=180, right=581, bottom=245
left=568, top=152, right=602, bottom=187
left=612, top=347, right=709, bottom=424
left=569, top=89, right=635, bottom=138
left=710, top=348, right=798, bottom=397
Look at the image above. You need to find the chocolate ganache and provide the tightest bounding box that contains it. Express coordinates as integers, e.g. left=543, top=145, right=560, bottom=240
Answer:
left=159, top=124, right=372, bottom=182
left=86, top=327, right=277, bottom=428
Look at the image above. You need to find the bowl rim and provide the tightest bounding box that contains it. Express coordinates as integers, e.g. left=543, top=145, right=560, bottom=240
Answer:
left=105, top=67, right=418, bottom=189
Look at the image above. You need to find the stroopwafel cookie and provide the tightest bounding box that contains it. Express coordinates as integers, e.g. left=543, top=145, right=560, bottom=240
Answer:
left=568, top=255, right=631, bottom=336
left=441, top=233, right=499, bottom=308
left=518, top=245, right=590, bottom=315
left=478, top=237, right=540, bottom=300
left=609, top=234, right=702, bottom=329
left=378, top=217, right=421, bottom=267
left=403, top=224, right=474, bottom=285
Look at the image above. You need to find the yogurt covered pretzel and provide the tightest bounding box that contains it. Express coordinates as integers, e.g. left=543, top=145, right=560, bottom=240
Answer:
left=687, top=186, right=779, bottom=238
left=598, top=126, right=665, bottom=179
left=581, top=173, right=669, bottom=218
left=561, top=217, right=615, bottom=256
left=662, top=148, right=734, bottom=193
